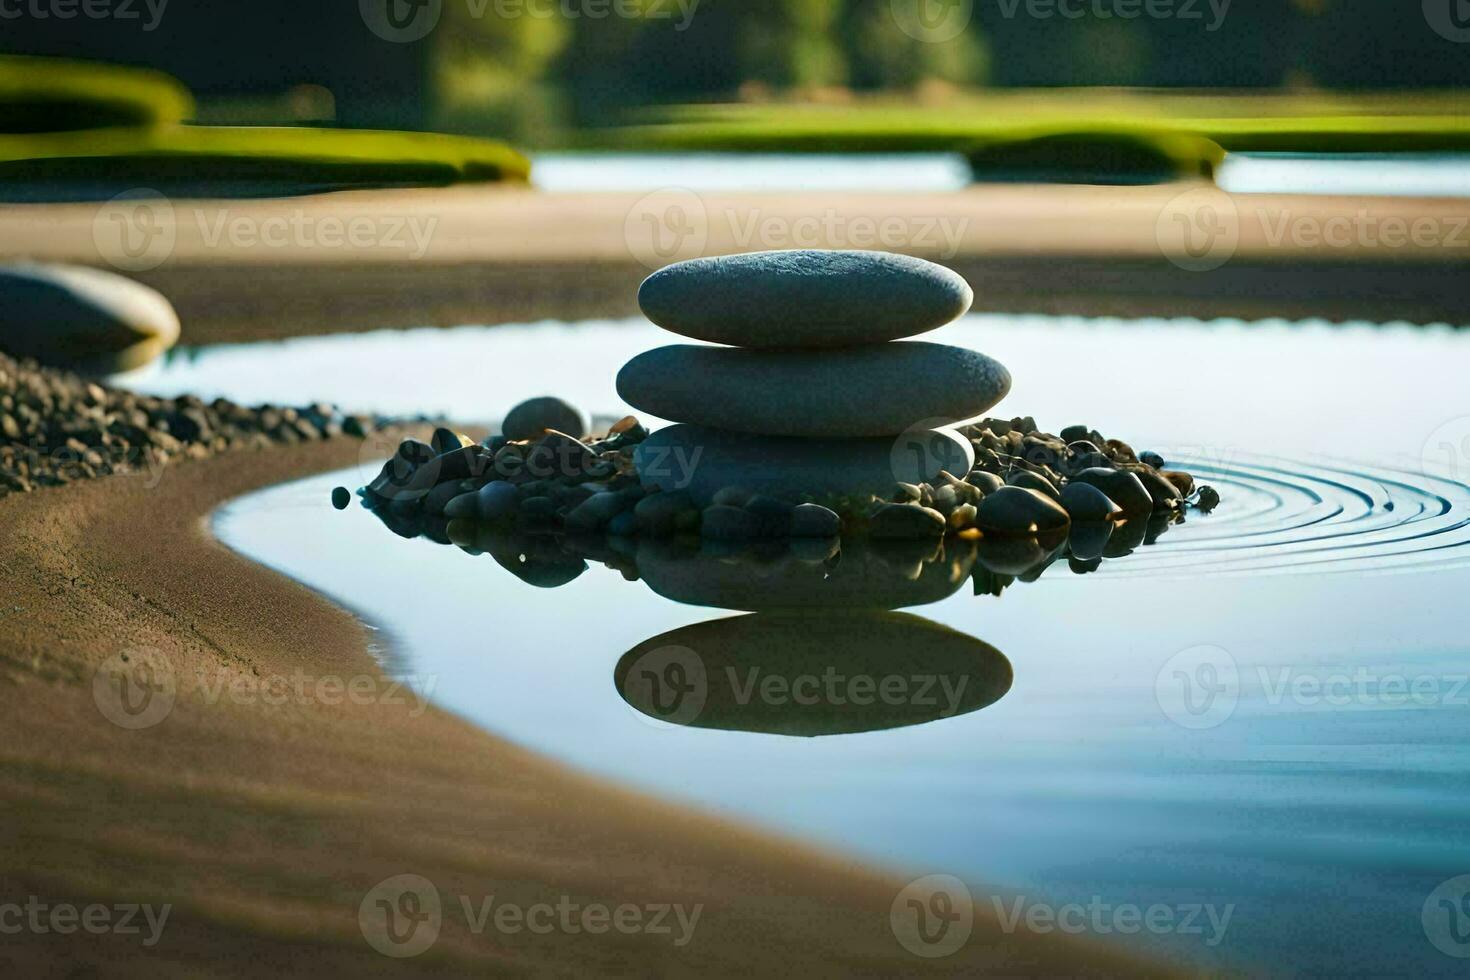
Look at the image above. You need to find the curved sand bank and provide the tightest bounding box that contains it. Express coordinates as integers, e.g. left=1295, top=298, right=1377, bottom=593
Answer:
left=0, top=438, right=1162, bottom=976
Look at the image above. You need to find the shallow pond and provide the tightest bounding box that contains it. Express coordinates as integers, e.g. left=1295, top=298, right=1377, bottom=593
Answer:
left=131, top=314, right=1470, bottom=975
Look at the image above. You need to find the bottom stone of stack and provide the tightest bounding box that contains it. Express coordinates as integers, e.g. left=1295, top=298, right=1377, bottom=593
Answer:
left=633, top=423, right=975, bottom=506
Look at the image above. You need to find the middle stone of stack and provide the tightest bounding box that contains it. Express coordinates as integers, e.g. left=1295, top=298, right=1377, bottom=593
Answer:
left=619, top=249, right=1011, bottom=505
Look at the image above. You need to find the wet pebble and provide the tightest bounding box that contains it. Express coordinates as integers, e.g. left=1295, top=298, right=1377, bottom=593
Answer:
left=566, top=491, right=630, bottom=531
left=868, top=503, right=946, bottom=539
left=1060, top=481, right=1121, bottom=522
left=502, top=396, right=587, bottom=441
left=966, top=470, right=1004, bottom=495
left=1134, top=467, right=1184, bottom=510
left=975, top=486, right=1071, bottom=535
left=1007, top=469, right=1059, bottom=500
left=790, top=502, right=841, bottom=538
left=1161, top=470, right=1194, bottom=496
left=1071, top=467, right=1154, bottom=518
left=477, top=480, right=521, bottom=520
left=430, top=427, right=473, bottom=455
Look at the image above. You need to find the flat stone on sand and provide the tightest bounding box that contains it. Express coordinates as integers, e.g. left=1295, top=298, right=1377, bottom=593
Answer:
left=618, top=343, right=1010, bottom=438
left=0, top=263, right=180, bottom=373
left=633, top=423, right=974, bottom=505
left=638, top=250, right=973, bottom=348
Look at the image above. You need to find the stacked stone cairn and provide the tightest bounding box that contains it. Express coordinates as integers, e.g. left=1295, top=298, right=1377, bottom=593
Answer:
left=623, top=249, right=1012, bottom=539
left=360, top=250, right=1211, bottom=544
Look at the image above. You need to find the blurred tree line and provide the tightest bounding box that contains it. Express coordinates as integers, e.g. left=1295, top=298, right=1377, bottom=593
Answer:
left=435, top=0, right=986, bottom=133
left=1, top=0, right=1464, bottom=137
left=433, top=0, right=1470, bottom=133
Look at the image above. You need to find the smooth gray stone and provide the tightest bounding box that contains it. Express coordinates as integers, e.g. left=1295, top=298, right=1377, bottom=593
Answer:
left=614, top=611, right=1011, bottom=736
left=638, top=249, right=973, bottom=348
left=0, top=263, right=179, bottom=373
left=618, top=342, right=1010, bottom=438
left=635, top=539, right=974, bottom=611
left=634, top=423, right=974, bottom=506
left=501, top=396, right=587, bottom=441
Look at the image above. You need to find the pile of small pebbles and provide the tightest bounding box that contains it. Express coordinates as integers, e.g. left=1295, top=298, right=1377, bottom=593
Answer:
left=358, top=397, right=1218, bottom=554
left=0, top=349, right=376, bottom=498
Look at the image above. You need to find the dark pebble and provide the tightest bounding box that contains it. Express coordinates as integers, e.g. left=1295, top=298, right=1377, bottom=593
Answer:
left=331, top=486, right=351, bottom=510
left=790, top=502, right=842, bottom=538
left=1071, top=467, right=1154, bottom=518
left=975, top=486, right=1071, bottom=535
left=868, top=503, right=946, bottom=540
left=1059, top=481, right=1121, bottom=522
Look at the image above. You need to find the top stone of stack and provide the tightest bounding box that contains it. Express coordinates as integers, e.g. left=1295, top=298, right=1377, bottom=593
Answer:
left=637, top=249, right=973, bottom=348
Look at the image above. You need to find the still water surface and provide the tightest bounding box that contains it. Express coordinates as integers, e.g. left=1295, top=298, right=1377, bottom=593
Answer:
left=138, top=314, right=1470, bottom=975
left=529, top=151, right=1470, bottom=198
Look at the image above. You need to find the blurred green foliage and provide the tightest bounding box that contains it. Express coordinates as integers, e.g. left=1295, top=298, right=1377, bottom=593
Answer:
left=440, top=0, right=988, bottom=133
left=0, top=125, right=530, bottom=189
left=0, top=56, right=191, bottom=134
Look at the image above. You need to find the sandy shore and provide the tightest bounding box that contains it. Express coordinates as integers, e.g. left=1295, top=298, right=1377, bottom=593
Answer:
left=0, top=437, right=1164, bottom=976
left=4, top=185, right=1468, bottom=339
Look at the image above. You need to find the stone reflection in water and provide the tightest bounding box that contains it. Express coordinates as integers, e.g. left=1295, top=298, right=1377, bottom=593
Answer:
left=361, top=505, right=1181, bottom=735
left=364, top=499, right=1179, bottom=599
left=635, top=537, right=972, bottom=611
left=614, top=611, right=1013, bottom=737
